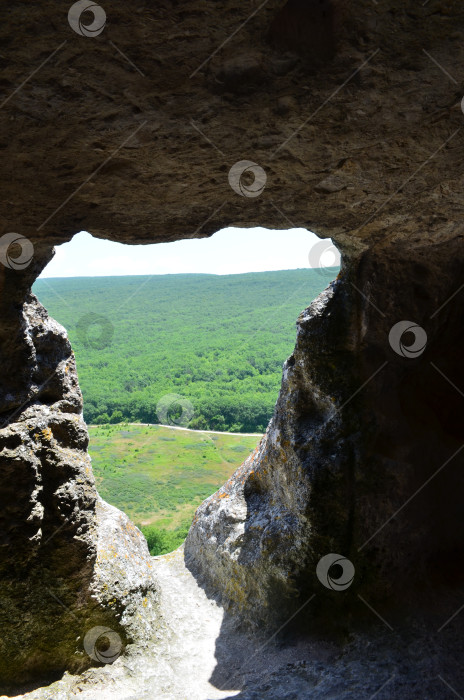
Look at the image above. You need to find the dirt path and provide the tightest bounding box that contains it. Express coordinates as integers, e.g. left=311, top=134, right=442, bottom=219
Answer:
left=109, top=422, right=264, bottom=438
left=150, top=548, right=241, bottom=700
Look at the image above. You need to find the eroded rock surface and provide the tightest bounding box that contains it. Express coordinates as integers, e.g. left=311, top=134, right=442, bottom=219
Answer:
left=185, top=282, right=347, bottom=626
left=8, top=549, right=464, bottom=700
left=0, top=0, right=463, bottom=692
left=0, top=297, right=158, bottom=691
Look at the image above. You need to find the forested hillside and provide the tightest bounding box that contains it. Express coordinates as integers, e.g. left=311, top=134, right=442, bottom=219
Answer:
left=33, top=269, right=338, bottom=432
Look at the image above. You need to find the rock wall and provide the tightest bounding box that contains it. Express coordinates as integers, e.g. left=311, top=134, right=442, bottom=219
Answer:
left=0, top=0, right=463, bottom=688
left=186, top=235, right=464, bottom=627
left=0, top=296, right=158, bottom=690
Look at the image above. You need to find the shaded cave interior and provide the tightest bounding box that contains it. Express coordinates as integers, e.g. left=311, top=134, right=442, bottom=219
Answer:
left=1, top=0, right=464, bottom=692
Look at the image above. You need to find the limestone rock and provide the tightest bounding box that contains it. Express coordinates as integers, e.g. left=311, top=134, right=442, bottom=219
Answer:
left=185, top=283, right=347, bottom=627
left=0, top=297, right=158, bottom=693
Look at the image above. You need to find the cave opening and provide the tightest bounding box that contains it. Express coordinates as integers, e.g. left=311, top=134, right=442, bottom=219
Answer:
left=32, top=227, right=340, bottom=556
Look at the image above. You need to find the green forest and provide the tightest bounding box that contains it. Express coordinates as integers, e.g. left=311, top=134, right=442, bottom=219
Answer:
left=33, top=269, right=338, bottom=433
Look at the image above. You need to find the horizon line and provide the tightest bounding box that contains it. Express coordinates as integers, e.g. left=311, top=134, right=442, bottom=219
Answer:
left=36, top=266, right=340, bottom=281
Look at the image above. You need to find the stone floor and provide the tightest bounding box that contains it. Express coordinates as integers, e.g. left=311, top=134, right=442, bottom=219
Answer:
left=4, top=547, right=463, bottom=700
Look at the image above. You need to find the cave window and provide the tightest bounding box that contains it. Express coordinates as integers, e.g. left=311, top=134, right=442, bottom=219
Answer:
left=34, top=228, right=340, bottom=554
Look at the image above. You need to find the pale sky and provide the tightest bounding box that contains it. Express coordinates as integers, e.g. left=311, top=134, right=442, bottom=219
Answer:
left=39, top=227, right=340, bottom=278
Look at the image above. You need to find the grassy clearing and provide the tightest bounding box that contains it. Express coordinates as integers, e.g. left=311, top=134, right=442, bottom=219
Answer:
left=88, top=423, right=261, bottom=554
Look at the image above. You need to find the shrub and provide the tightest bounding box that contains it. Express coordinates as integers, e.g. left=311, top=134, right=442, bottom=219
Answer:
left=110, top=409, right=124, bottom=424
left=95, top=412, right=110, bottom=424
left=140, top=523, right=190, bottom=556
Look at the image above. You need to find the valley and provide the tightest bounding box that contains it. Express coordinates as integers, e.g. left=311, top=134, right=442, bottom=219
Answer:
left=33, top=269, right=337, bottom=554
